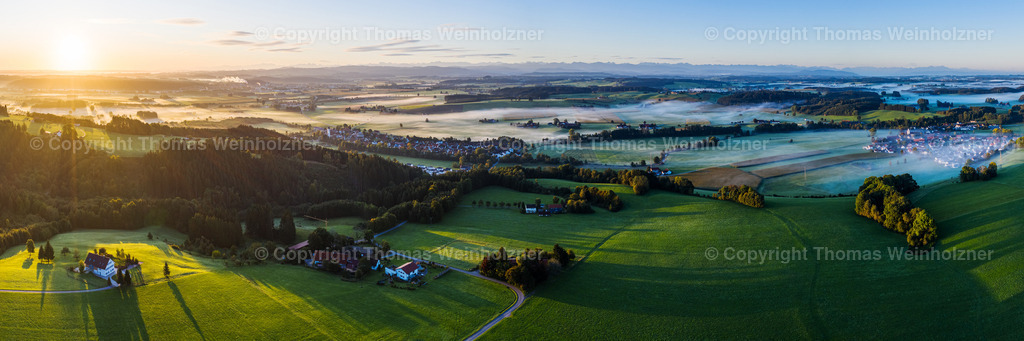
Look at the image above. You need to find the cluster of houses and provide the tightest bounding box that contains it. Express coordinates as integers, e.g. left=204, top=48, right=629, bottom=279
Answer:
left=408, top=164, right=463, bottom=175
left=313, top=126, right=513, bottom=162
left=647, top=166, right=673, bottom=176
left=864, top=127, right=1017, bottom=168
left=289, top=240, right=428, bottom=282
left=551, top=120, right=582, bottom=129
left=289, top=241, right=383, bottom=273
left=524, top=203, right=565, bottom=216
left=513, top=120, right=541, bottom=128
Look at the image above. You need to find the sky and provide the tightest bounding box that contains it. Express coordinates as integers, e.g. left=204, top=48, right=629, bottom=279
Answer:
left=2, top=0, right=1022, bottom=72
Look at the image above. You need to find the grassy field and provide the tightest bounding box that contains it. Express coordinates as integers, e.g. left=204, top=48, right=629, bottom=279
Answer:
left=381, top=182, right=635, bottom=270
left=861, top=109, right=940, bottom=121
left=0, top=226, right=216, bottom=291
left=381, top=170, right=1024, bottom=339
left=293, top=216, right=366, bottom=241
left=0, top=227, right=516, bottom=339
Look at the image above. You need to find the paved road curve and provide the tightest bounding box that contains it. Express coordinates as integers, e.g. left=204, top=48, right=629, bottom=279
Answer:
left=386, top=251, right=526, bottom=341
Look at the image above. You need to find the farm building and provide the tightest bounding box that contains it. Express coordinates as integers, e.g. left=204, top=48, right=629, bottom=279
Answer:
left=548, top=204, right=564, bottom=214
left=84, top=253, right=117, bottom=280
left=525, top=204, right=538, bottom=214
left=385, top=261, right=424, bottom=281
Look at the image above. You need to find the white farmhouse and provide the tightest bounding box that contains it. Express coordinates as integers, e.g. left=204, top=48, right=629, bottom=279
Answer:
left=384, top=261, right=424, bottom=281
left=85, top=253, right=117, bottom=280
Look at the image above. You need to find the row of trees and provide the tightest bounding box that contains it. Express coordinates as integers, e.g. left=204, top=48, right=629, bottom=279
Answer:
left=26, top=239, right=56, bottom=262
left=716, top=90, right=819, bottom=105
left=791, top=91, right=883, bottom=117
left=879, top=103, right=920, bottom=113
left=854, top=174, right=937, bottom=248
left=711, top=185, right=765, bottom=208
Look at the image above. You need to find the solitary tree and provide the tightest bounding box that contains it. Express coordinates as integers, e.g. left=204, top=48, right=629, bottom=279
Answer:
left=163, top=262, right=171, bottom=279
left=26, top=239, right=35, bottom=254
left=43, top=242, right=55, bottom=262
left=277, top=211, right=297, bottom=244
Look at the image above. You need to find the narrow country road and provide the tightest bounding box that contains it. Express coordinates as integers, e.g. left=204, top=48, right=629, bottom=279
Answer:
left=0, top=284, right=116, bottom=294
left=386, top=251, right=526, bottom=341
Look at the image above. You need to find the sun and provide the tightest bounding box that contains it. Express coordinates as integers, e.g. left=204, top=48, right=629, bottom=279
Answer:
left=53, top=35, right=92, bottom=71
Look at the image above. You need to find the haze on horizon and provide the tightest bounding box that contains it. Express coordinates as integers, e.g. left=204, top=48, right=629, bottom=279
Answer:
left=2, top=0, right=1022, bottom=73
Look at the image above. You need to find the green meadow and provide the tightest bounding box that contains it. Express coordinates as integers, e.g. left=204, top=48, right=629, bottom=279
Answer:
left=382, top=182, right=635, bottom=270
left=0, top=228, right=515, bottom=339
left=382, top=170, right=1024, bottom=339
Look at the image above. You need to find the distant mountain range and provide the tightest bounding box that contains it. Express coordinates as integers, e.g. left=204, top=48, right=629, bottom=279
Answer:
left=181, top=62, right=1016, bottom=83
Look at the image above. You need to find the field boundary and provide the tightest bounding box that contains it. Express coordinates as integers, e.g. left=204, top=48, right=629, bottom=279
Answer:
left=751, top=153, right=894, bottom=178
left=731, top=150, right=829, bottom=167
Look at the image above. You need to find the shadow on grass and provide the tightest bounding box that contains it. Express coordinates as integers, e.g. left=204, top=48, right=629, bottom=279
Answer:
left=36, top=262, right=53, bottom=308
left=235, top=266, right=439, bottom=336
left=84, top=286, right=150, bottom=340
left=169, top=281, right=205, bottom=340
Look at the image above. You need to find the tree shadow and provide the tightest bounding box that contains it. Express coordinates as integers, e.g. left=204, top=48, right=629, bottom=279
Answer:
left=87, top=286, right=149, bottom=340
left=36, top=262, right=53, bottom=308
left=169, top=281, right=206, bottom=340
left=22, top=257, right=34, bottom=269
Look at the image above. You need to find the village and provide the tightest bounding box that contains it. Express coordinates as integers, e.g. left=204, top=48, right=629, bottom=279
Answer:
left=864, top=126, right=1017, bottom=167
left=309, top=125, right=515, bottom=161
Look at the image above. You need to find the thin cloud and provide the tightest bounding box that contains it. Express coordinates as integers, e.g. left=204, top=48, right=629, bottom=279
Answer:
left=398, top=44, right=465, bottom=53
left=384, top=53, right=413, bottom=56
left=447, top=53, right=514, bottom=58
left=254, top=40, right=287, bottom=47
left=159, top=18, right=205, bottom=26
left=228, top=30, right=253, bottom=37
left=268, top=47, right=302, bottom=53
left=347, top=39, right=420, bottom=52
left=210, top=39, right=252, bottom=46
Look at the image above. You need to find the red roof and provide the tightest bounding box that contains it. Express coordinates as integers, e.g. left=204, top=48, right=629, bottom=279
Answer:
left=548, top=204, right=563, bottom=209
left=85, top=253, right=111, bottom=268
left=397, top=261, right=419, bottom=274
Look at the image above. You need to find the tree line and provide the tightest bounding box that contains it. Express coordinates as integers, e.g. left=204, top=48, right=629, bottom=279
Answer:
left=854, top=174, right=937, bottom=248
left=711, top=185, right=765, bottom=208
